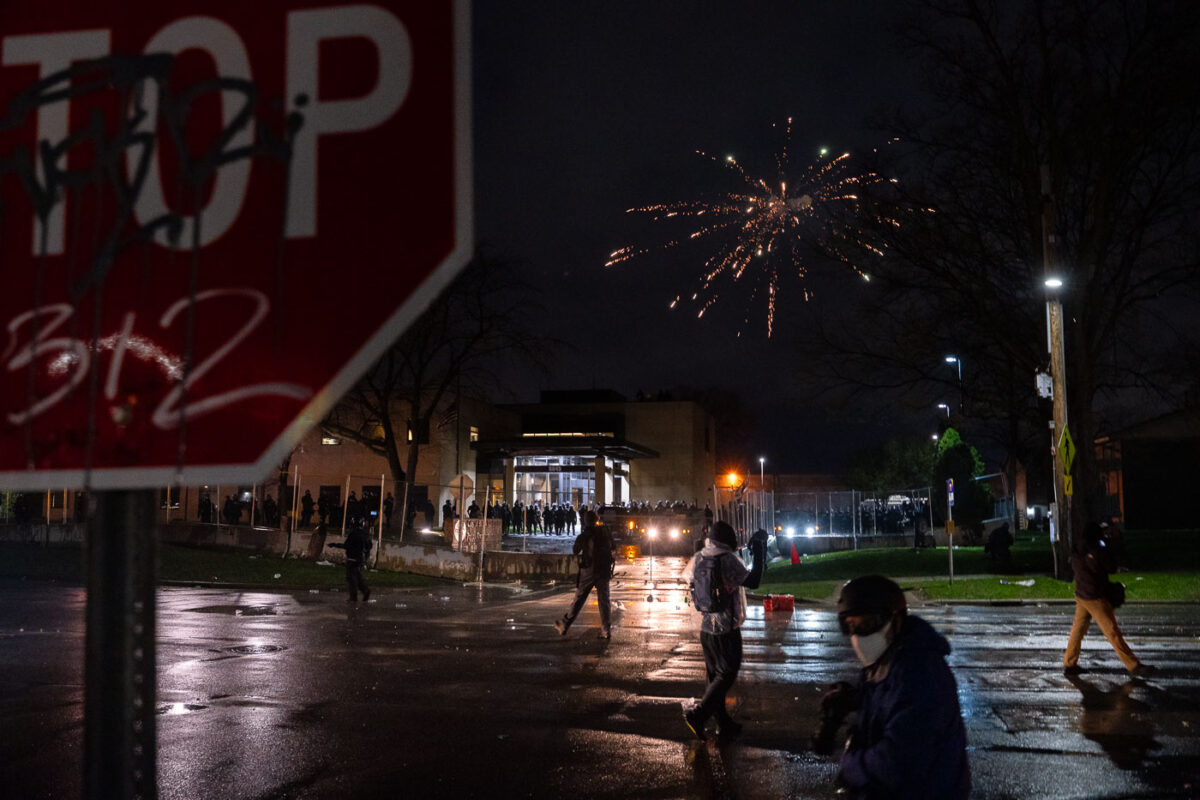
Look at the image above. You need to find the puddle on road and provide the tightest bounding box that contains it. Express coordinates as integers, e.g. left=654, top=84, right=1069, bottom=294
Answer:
left=186, top=605, right=279, bottom=616
left=224, top=644, right=287, bottom=655
left=157, top=703, right=208, bottom=715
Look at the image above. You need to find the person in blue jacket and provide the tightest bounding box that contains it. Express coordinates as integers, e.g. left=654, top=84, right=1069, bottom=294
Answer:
left=819, top=575, right=970, bottom=800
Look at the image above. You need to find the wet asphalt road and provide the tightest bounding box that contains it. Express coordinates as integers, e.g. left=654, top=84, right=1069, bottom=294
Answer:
left=2, top=557, right=1199, bottom=800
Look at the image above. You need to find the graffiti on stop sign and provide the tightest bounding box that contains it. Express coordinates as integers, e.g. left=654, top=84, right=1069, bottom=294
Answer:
left=0, top=2, right=470, bottom=487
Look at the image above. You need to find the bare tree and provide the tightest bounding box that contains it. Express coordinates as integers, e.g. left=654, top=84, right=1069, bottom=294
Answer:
left=320, top=247, right=551, bottom=530
left=792, top=0, right=1200, bottom=539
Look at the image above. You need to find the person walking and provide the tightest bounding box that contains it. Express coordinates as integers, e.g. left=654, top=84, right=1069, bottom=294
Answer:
left=1063, top=521, right=1155, bottom=677
left=681, top=522, right=767, bottom=741
left=554, top=510, right=616, bottom=639
left=330, top=525, right=372, bottom=603
left=300, top=490, right=315, bottom=528
left=817, top=575, right=970, bottom=799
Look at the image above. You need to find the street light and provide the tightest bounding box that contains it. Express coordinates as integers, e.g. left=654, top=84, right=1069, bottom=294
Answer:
left=937, top=403, right=950, bottom=417
left=945, top=355, right=963, bottom=413
left=758, top=457, right=765, bottom=488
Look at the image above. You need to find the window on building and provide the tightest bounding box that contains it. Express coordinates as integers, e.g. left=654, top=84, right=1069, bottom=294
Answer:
left=321, top=436, right=340, bottom=445
left=469, top=425, right=479, bottom=443
left=160, top=486, right=181, bottom=509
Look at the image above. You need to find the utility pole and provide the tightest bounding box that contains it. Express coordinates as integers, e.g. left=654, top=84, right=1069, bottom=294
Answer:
left=1041, top=164, right=1071, bottom=578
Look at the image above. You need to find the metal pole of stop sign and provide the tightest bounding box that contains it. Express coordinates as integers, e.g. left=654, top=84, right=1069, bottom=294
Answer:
left=84, top=489, right=158, bottom=800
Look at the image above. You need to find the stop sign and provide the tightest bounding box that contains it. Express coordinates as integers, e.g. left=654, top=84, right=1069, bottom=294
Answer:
left=0, top=1, right=471, bottom=489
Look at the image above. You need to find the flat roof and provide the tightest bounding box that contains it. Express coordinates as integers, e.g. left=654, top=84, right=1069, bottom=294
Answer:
left=474, top=435, right=659, bottom=460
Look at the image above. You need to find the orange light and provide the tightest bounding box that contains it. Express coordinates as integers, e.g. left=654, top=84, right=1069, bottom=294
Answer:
left=726, top=472, right=740, bottom=487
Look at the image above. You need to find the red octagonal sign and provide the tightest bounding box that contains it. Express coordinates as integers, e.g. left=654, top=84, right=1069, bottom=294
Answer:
left=0, top=1, right=472, bottom=489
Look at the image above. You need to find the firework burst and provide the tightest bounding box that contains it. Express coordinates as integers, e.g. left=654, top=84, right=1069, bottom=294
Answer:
left=606, top=119, right=902, bottom=336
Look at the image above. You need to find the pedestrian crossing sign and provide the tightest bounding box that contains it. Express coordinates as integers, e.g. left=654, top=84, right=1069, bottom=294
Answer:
left=1059, top=425, right=1076, bottom=474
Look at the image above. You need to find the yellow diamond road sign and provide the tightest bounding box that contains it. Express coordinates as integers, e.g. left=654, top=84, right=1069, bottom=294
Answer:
left=1064, top=475, right=1074, bottom=496
left=1059, top=425, right=1077, bottom=474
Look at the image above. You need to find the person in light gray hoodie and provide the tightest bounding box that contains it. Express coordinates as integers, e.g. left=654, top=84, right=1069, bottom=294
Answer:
left=681, top=521, right=767, bottom=740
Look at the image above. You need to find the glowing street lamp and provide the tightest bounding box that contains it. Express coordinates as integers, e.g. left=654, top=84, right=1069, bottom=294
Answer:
left=945, top=355, right=963, bottom=413
left=758, top=457, right=765, bottom=487
left=937, top=403, right=951, bottom=418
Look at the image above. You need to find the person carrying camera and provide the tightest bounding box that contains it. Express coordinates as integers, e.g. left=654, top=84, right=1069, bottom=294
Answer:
left=1062, top=521, right=1155, bottom=677
left=816, top=575, right=969, bottom=800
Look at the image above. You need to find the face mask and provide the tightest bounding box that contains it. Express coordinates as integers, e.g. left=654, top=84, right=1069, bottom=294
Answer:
left=851, top=620, right=893, bottom=666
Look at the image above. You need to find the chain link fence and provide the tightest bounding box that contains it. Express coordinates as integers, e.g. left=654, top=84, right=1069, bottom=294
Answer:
left=770, top=487, right=936, bottom=552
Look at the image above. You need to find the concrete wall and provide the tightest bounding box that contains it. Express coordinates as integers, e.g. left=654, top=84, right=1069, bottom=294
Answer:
left=0, top=523, right=83, bottom=545
left=0, top=521, right=578, bottom=582
left=156, top=523, right=577, bottom=582
left=626, top=401, right=715, bottom=504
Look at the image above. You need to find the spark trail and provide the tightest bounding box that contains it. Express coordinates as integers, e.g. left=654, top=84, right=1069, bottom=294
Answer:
left=606, top=120, right=903, bottom=336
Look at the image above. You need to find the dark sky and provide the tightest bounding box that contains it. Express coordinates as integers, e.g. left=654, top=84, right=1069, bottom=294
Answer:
left=471, top=2, right=922, bottom=472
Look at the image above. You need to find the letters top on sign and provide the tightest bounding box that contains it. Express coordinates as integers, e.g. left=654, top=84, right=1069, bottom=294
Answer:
left=0, top=1, right=473, bottom=489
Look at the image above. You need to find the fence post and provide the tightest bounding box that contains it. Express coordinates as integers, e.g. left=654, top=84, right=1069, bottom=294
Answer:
left=341, top=474, right=350, bottom=537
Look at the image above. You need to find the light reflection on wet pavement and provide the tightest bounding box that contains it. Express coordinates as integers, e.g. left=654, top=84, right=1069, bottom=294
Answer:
left=1, top=556, right=1198, bottom=799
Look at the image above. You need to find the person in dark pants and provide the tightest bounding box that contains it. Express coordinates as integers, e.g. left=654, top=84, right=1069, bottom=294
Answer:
left=818, top=575, right=970, bottom=800
left=330, top=526, right=372, bottom=602
left=681, top=522, right=767, bottom=740
left=300, top=490, right=315, bottom=528
left=912, top=515, right=927, bottom=550
left=984, top=522, right=1013, bottom=567
left=554, top=510, right=616, bottom=639
left=1063, top=521, right=1154, bottom=677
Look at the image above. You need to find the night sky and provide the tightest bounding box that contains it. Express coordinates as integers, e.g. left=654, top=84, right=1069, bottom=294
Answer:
left=472, top=2, right=923, bottom=472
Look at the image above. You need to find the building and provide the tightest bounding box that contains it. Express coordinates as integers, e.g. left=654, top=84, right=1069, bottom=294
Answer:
left=476, top=389, right=717, bottom=509
left=1097, top=407, right=1200, bottom=530
left=0, top=389, right=719, bottom=530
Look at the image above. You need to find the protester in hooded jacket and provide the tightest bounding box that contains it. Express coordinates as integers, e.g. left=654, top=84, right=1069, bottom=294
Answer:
left=680, top=522, right=767, bottom=740
left=822, top=575, right=970, bottom=800
left=554, top=510, right=617, bottom=639
left=1062, top=521, right=1155, bottom=677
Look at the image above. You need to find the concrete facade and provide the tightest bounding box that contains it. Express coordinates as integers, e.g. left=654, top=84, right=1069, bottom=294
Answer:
left=624, top=400, right=716, bottom=504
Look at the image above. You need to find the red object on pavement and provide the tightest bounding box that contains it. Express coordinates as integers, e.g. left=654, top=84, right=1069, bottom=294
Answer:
left=0, top=1, right=472, bottom=489
left=763, top=594, right=795, bottom=613
left=790, top=541, right=802, bottom=564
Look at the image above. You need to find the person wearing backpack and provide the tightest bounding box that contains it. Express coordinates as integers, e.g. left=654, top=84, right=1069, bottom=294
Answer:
left=554, top=509, right=617, bottom=639
left=681, top=521, right=767, bottom=740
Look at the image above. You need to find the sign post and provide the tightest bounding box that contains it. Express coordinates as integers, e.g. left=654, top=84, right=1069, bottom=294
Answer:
left=947, top=478, right=955, bottom=585
left=0, top=4, right=472, bottom=798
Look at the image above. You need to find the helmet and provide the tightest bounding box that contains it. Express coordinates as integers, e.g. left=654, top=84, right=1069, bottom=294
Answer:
left=837, top=575, right=907, bottom=618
